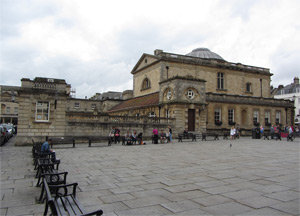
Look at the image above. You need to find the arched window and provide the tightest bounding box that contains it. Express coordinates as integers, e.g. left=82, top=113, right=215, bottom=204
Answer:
left=142, top=78, right=151, bottom=90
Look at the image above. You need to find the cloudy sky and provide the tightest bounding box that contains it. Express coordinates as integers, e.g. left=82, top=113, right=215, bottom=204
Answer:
left=1, top=0, right=299, bottom=98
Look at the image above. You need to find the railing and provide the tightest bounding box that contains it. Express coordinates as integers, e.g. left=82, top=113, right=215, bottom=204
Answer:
left=67, top=115, right=175, bottom=125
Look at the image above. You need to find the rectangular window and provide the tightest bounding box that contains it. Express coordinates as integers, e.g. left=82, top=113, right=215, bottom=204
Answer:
left=74, top=103, right=80, bottom=108
left=265, top=110, right=270, bottom=124
left=165, top=109, right=170, bottom=118
left=14, top=107, right=18, bottom=114
left=276, top=111, right=281, bottom=124
left=228, top=109, right=234, bottom=123
left=217, top=72, right=224, bottom=89
left=253, top=110, right=259, bottom=123
left=6, top=107, right=10, bottom=114
left=36, top=101, right=50, bottom=121
left=246, top=83, right=252, bottom=92
left=91, top=104, right=96, bottom=109
left=214, top=108, right=221, bottom=123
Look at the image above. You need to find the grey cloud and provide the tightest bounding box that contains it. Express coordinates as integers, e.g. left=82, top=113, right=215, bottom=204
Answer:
left=0, top=0, right=58, bottom=39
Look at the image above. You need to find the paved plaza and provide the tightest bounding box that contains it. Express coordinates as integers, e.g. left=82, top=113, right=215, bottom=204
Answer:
left=1, top=136, right=299, bottom=216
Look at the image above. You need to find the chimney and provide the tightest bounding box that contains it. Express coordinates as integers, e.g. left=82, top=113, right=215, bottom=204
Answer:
left=154, top=49, right=163, bottom=56
left=294, top=77, right=299, bottom=84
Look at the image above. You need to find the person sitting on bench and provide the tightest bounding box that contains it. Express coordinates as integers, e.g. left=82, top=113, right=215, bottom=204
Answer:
left=183, top=128, right=189, bottom=138
left=41, top=138, right=57, bottom=162
left=160, top=130, right=166, bottom=143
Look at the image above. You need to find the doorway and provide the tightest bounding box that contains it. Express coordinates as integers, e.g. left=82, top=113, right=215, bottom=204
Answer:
left=188, top=109, right=195, bottom=131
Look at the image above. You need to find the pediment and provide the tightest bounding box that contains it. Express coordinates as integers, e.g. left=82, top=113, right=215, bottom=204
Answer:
left=131, top=54, right=160, bottom=74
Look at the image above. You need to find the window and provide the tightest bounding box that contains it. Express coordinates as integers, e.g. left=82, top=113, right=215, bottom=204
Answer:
left=296, top=88, right=300, bottom=93
left=165, top=109, right=170, bottom=118
left=6, top=107, right=10, bottom=114
left=265, top=110, right=270, bottom=124
left=276, top=111, right=281, bottom=124
left=187, top=89, right=195, bottom=99
left=253, top=110, right=259, bottom=123
left=91, top=104, right=96, bottom=109
left=148, top=112, right=156, bottom=117
left=228, top=109, right=234, bottom=123
left=14, top=107, right=18, bottom=114
left=217, top=72, right=224, bottom=89
left=281, top=89, right=285, bottom=95
left=166, top=89, right=172, bottom=100
left=215, top=108, right=221, bottom=123
left=36, top=101, right=50, bottom=121
left=246, top=83, right=252, bottom=92
left=142, top=78, right=151, bottom=90
left=74, top=103, right=80, bottom=108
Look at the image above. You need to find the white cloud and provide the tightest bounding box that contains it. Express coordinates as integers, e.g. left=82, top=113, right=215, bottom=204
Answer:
left=1, top=0, right=299, bottom=98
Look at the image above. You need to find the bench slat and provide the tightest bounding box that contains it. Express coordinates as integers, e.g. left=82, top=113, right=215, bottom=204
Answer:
left=65, top=195, right=84, bottom=215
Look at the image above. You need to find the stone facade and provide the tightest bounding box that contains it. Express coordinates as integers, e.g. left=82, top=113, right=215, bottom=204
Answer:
left=13, top=48, right=295, bottom=145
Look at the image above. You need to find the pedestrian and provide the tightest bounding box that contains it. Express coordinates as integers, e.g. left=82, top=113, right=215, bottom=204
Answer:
left=230, top=126, right=236, bottom=140
left=260, top=125, right=264, bottom=138
left=168, top=126, right=172, bottom=142
left=270, top=125, right=275, bottom=139
left=153, top=128, right=158, bottom=144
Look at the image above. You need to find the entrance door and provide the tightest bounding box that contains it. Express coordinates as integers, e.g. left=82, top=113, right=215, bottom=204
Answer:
left=188, top=109, right=195, bottom=131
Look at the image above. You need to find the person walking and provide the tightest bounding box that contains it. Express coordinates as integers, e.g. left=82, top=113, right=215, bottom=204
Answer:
left=168, top=126, right=172, bottom=142
left=153, top=128, right=158, bottom=144
left=230, top=126, right=236, bottom=140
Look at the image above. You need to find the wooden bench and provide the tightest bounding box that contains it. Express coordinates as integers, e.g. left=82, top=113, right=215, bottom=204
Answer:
left=87, top=136, right=110, bottom=147
left=178, top=133, right=195, bottom=142
left=51, top=137, right=75, bottom=148
left=43, top=178, right=103, bottom=216
left=191, top=133, right=202, bottom=141
left=202, top=133, right=219, bottom=141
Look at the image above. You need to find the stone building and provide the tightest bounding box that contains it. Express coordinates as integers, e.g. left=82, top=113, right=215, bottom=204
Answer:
left=273, top=77, right=300, bottom=125
left=14, top=48, right=295, bottom=145
left=109, top=48, right=294, bottom=135
left=0, top=85, right=19, bottom=125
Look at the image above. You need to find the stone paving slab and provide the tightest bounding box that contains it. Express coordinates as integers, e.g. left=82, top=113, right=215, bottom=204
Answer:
left=1, top=136, right=299, bottom=216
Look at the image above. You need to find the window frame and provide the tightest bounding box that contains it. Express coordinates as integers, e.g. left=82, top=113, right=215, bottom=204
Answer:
left=246, top=82, right=252, bottom=93
left=265, top=110, right=270, bottom=124
left=228, top=109, right=234, bottom=123
left=35, top=101, right=50, bottom=122
left=217, top=72, right=225, bottom=90
left=214, top=108, right=221, bottom=123
left=253, top=110, right=259, bottom=123
left=141, top=78, right=151, bottom=90
left=276, top=111, right=281, bottom=124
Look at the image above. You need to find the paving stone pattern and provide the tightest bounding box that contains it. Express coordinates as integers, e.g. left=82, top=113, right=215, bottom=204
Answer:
left=1, top=137, right=299, bottom=215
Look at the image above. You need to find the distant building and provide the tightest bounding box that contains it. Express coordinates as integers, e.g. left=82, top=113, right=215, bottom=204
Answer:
left=0, top=85, right=19, bottom=125
left=273, top=77, right=300, bottom=124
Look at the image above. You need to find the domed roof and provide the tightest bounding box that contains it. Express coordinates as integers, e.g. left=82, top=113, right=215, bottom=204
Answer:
left=186, top=48, right=225, bottom=61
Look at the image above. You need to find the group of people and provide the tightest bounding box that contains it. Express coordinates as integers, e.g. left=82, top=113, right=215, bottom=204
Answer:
left=109, top=127, right=143, bottom=145
left=269, top=124, right=295, bottom=140
left=230, top=125, right=240, bottom=140
left=152, top=126, right=172, bottom=144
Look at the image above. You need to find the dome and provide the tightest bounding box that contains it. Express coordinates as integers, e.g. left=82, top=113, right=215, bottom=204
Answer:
left=186, top=48, right=225, bottom=61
